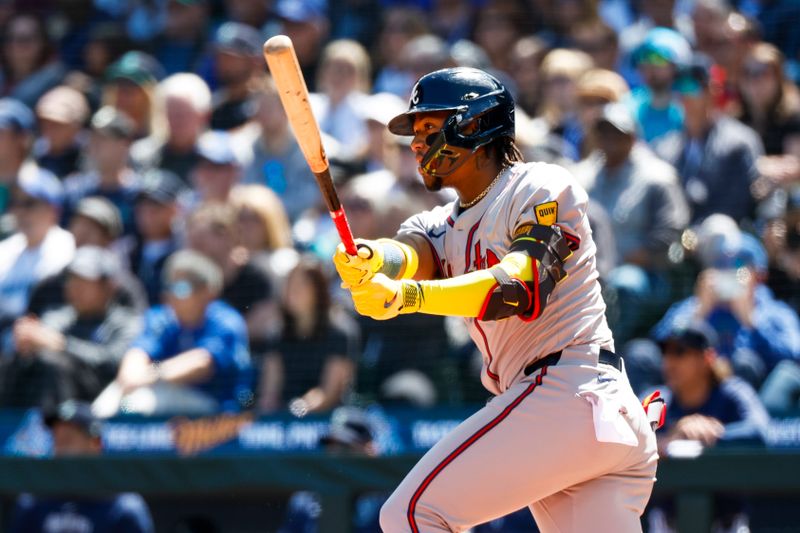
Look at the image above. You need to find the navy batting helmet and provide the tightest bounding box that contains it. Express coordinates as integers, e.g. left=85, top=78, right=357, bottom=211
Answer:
left=388, top=67, right=515, bottom=151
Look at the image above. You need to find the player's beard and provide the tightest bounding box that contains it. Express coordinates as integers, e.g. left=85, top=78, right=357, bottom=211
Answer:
left=421, top=170, right=444, bottom=192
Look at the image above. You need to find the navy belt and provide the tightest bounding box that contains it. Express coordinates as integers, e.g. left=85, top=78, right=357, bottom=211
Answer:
left=523, top=348, right=622, bottom=376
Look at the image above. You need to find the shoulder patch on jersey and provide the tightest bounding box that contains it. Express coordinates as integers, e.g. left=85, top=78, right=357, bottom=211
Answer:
left=513, top=223, right=533, bottom=238
left=534, top=201, right=558, bottom=226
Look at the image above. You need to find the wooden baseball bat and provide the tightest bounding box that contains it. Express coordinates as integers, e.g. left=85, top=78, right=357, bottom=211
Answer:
left=263, top=35, right=358, bottom=255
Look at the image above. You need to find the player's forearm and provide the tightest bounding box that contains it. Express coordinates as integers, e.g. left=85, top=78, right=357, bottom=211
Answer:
left=410, top=252, right=533, bottom=318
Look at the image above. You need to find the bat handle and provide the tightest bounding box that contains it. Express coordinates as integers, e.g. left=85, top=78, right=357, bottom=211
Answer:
left=330, top=207, right=358, bottom=256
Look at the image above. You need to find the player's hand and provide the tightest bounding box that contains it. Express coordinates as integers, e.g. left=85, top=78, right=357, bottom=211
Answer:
left=332, top=239, right=384, bottom=289
left=350, top=274, right=417, bottom=320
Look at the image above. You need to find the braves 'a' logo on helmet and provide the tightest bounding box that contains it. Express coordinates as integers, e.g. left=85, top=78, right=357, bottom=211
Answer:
left=410, top=83, right=422, bottom=106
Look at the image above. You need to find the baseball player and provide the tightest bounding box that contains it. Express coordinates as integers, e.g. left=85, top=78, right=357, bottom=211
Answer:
left=333, top=67, right=658, bottom=532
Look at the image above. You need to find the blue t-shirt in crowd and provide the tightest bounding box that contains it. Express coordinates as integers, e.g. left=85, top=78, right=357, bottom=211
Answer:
left=10, top=493, right=154, bottom=533
left=659, top=377, right=770, bottom=442
left=629, top=88, right=684, bottom=144
left=132, top=300, right=253, bottom=410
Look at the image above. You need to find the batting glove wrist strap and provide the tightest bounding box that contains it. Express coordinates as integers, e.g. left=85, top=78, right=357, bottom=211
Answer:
left=376, top=239, right=419, bottom=279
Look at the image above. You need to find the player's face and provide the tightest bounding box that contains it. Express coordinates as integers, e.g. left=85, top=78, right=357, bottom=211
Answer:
left=410, top=112, right=470, bottom=191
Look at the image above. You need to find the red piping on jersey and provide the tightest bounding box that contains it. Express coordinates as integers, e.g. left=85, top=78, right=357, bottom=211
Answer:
left=446, top=215, right=455, bottom=227
left=477, top=282, right=500, bottom=321
left=519, top=264, right=541, bottom=323
left=406, top=367, right=549, bottom=532
left=563, top=231, right=580, bottom=251
left=474, top=320, right=500, bottom=381
left=463, top=218, right=483, bottom=274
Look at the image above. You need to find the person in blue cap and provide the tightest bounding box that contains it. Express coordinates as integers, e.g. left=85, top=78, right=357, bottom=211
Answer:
left=9, top=400, right=154, bottom=533
left=651, top=227, right=800, bottom=388
left=645, top=319, right=769, bottom=533
left=628, top=27, right=691, bottom=148
left=0, top=163, right=75, bottom=341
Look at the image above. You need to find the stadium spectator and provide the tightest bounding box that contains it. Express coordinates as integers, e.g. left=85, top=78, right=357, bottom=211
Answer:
left=532, top=48, right=594, bottom=161
left=9, top=400, right=154, bottom=533
left=738, top=42, right=800, bottom=156
left=185, top=202, right=275, bottom=341
left=96, top=249, right=253, bottom=416
left=647, top=321, right=769, bottom=533
left=240, top=76, right=321, bottom=222
left=0, top=247, right=141, bottom=408
left=257, top=256, right=355, bottom=415
left=0, top=12, right=66, bottom=108
left=575, top=68, right=630, bottom=157
left=737, top=43, right=800, bottom=192
left=471, top=0, right=527, bottom=74
left=753, top=0, right=800, bottom=67
left=278, top=406, right=383, bottom=533
left=102, top=51, right=165, bottom=140
left=229, top=184, right=298, bottom=291
left=629, top=27, right=691, bottom=150
left=660, top=54, right=765, bottom=225
left=397, top=34, right=455, bottom=100
left=652, top=225, right=800, bottom=387
left=131, top=73, right=211, bottom=184
left=224, top=0, right=271, bottom=29
left=209, top=22, right=263, bottom=131
left=154, top=0, right=210, bottom=75
left=189, top=130, right=242, bottom=205
left=33, top=86, right=90, bottom=179
left=360, top=91, right=407, bottom=173
left=573, top=103, right=688, bottom=342
left=763, top=185, right=800, bottom=312
left=616, top=0, right=693, bottom=87
left=273, top=0, right=330, bottom=92
left=0, top=98, right=35, bottom=217
left=430, top=0, right=474, bottom=44
left=570, top=18, right=620, bottom=73
left=311, top=39, right=371, bottom=167
left=128, top=169, right=186, bottom=305
left=507, top=36, right=549, bottom=117
left=27, top=196, right=146, bottom=317
left=690, top=0, right=732, bottom=61
left=62, top=106, right=141, bottom=235
left=371, top=6, right=429, bottom=97
left=0, top=164, right=74, bottom=339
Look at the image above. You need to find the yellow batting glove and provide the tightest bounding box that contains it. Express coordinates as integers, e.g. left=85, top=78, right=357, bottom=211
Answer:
left=332, top=239, right=385, bottom=289
left=349, top=274, right=420, bottom=320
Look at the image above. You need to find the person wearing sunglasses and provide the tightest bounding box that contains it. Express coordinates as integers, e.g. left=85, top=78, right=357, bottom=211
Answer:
left=646, top=320, right=769, bottom=533
left=662, top=53, right=765, bottom=226
left=95, top=249, right=253, bottom=416
left=629, top=27, right=691, bottom=148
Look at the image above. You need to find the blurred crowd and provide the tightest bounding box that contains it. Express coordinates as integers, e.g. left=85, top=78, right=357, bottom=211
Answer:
left=0, top=0, right=799, bottom=452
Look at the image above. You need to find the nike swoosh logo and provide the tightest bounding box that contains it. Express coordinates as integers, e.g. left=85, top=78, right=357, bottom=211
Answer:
left=597, top=376, right=617, bottom=383
left=383, top=294, right=398, bottom=309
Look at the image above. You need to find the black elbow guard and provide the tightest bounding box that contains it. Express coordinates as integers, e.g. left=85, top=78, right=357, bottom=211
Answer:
left=478, top=225, right=572, bottom=321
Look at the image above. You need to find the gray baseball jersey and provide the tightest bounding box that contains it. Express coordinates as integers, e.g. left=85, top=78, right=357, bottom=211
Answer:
left=399, top=161, right=615, bottom=395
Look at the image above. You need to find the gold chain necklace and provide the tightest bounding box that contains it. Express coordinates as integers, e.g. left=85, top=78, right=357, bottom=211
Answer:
left=459, top=170, right=503, bottom=209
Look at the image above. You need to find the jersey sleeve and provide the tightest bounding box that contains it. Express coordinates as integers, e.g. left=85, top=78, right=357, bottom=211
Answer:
left=397, top=204, right=451, bottom=278
left=506, top=163, right=588, bottom=250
